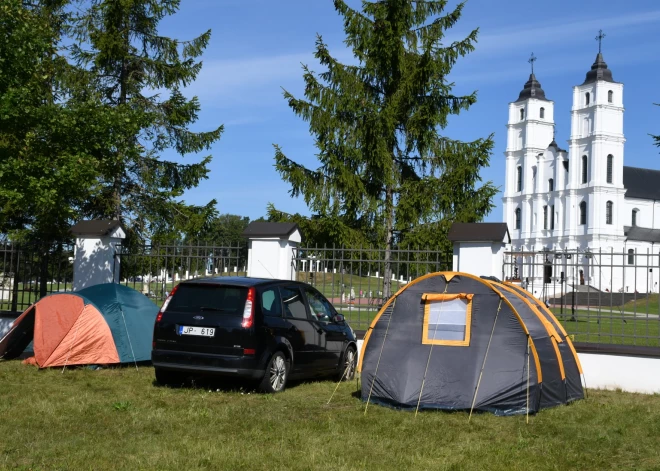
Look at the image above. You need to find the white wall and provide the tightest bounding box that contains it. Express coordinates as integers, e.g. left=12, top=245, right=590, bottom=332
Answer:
left=246, top=232, right=300, bottom=280
left=73, top=236, right=123, bottom=291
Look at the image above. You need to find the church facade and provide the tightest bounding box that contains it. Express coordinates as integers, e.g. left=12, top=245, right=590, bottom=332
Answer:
left=501, top=48, right=660, bottom=293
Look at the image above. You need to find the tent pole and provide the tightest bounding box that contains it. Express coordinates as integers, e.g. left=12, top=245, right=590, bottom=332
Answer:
left=526, top=335, right=530, bottom=424
left=364, top=298, right=396, bottom=415
left=468, top=299, right=503, bottom=423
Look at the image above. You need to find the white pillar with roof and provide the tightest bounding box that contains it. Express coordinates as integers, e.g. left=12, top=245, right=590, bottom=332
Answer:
left=71, top=220, right=126, bottom=291
left=447, top=223, right=511, bottom=280
left=242, top=222, right=301, bottom=280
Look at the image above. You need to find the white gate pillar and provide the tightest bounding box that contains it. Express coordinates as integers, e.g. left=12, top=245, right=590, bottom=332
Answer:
left=447, top=223, right=511, bottom=280
left=242, top=222, right=301, bottom=280
left=71, top=220, right=126, bottom=291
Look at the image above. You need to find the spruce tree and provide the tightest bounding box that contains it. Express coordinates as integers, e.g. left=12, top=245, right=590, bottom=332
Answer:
left=273, top=0, right=497, bottom=296
left=72, top=0, right=223, bottom=241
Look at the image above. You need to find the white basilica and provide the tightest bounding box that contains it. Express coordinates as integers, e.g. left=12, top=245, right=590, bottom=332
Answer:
left=502, top=45, right=660, bottom=293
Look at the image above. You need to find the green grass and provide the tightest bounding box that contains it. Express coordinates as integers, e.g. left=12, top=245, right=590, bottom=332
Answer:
left=1, top=361, right=659, bottom=470
left=625, top=293, right=660, bottom=314
left=551, top=308, right=660, bottom=347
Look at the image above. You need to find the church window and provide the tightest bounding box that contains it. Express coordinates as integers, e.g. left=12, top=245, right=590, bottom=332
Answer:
left=540, top=107, right=545, bottom=119
left=606, top=155, right=613, bottom=184
left=520, top=108, right=525, bottom=121
left=551, top=205, right=555, bottom=230
left=606, top=201, right=613, bottom=225
left=549, top=178, right=554, bottom=192
left=608, top=90, right=613, bottom=103
left=515, top=208, right=521, bottom=230
left=585, top=92, right=590, bottom=106
left=543, top=205, right=548, bottom=230
left=632, top=209, right=638, bottom=227
left=627, top=249, right=635, bottom=265
left=579, top=201, right=587, bottom=225
left=581, top=155, right=588, bottom=184
left=563, top=160, right=569, bottom=172
left=516, top=166, right=522, bottom=192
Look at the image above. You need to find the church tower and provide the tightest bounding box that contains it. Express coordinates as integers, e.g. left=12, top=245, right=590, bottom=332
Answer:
left=567, top=31, right=625, bottom=246
left=503, top=54, right=555, bottom=246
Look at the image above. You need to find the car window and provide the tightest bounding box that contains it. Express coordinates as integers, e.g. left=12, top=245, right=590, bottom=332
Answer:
left=261, top=288, right=282, bottom=317
left=280, top=287, right=308, bottom=320
left=305, top=288, right=334, bottom=322
left=167, top=284, right=247, bottom=314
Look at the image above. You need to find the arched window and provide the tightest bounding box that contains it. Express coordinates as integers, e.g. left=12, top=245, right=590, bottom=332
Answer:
left=606, top=155, right=613, bottom=183
left=608, top=90, right=613, bottom=103
left=543, top=205, right=548, bottom=230
left=515, top=208, right=521, bottom=230
left=520, top=108, right=525, bottom=121
left=579, top=201, right=587, bottom=225
left=606, top=201, right=613, bottom=225
left=632, top=209, right=638, bottom=227
left=516, top=166, right=522, bottom=192
left=548, top=178, right=554, bottom=192
left=627, top=249, right=635, bottom=265
left=540, top=107, right=545, bottom=119
left=585, top=92, right=590, bottom=106
left=581, top=155, right=588, bottom=184
left=551, top=205, right=555, bottom=230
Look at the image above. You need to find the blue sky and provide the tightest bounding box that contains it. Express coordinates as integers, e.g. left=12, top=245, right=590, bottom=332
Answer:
left=158, top=0, right=660, bottom=223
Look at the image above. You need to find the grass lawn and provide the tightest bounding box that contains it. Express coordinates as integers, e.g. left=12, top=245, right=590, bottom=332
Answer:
left=625, top=293, right=660, bottom=314
left=1, top=362, right=660, bottom=470
left=550, top=308, right=660, bottom=347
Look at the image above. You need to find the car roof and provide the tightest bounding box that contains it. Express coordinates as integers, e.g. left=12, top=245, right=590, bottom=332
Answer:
left=180, top=276, right=294, bottom=288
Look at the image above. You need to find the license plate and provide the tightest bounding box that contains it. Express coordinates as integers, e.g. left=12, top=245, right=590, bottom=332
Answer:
left=178, top=326, right=215, bottom=337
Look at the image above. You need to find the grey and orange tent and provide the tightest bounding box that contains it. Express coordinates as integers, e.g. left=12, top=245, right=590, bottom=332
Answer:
left=358, top=272, right=584, bottom=415
left=0, top=283, right=158, bottom=367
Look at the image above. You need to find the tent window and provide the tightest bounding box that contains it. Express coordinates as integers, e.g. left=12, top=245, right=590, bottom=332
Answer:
left=422, top=293, right=473, bottom=346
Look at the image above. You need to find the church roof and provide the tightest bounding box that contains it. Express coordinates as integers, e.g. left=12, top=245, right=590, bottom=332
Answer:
left=624, top=226, right=660, bottom=243
left=582, top=53, right=616, bottom=85
left=548, top=139, right=566, bottom=153
left=515, top=73, right=549, bottom=102
left=623, top=166, right=660, bottom=200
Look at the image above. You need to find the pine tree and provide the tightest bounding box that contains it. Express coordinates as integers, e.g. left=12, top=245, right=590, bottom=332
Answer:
left=72, top=0, right=223, bottom=241
left=273, top=0, right=497, bottom=296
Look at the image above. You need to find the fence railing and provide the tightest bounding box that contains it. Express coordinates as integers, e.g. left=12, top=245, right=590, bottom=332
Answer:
left=503, top=248, right=660, bottom=349
left=115, top=241, right=247, bottom=305
left=0, top=241, right=74, bottom=315
left=292, top=245, right=453, bottom=331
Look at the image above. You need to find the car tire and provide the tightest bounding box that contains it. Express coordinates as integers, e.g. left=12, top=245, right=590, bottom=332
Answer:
left=154, top=368, right=187, bottom=387
left=258, top=351, right=289, bottom=393
left=337, top=345, right=357, bottom=382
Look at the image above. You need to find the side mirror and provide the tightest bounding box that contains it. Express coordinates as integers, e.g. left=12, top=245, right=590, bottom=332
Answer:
left=333, top=314, right=345, bottom=323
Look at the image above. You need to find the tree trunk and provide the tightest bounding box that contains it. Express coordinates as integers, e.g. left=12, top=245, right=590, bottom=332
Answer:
left=39, top=245, right=49, bottom=299
left=383, top=185, right=393, bottom=299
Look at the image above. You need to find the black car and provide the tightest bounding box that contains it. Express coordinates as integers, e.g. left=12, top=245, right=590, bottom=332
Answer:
left=152, top=277, right=358, bottom=392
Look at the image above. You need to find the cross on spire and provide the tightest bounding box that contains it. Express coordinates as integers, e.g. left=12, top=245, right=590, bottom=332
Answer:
left=528, top=52, right=537, bottom=74
left=596, top=29, right=606, bottom=54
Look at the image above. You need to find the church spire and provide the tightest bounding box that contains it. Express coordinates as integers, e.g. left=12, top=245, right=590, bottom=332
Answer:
left=516, top=53, right=548, bottom=102
left=582, top=30, right=615, bottom=84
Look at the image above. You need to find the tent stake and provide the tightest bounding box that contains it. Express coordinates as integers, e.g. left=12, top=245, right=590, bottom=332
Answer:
left=468, top=299, right=503, bottom=423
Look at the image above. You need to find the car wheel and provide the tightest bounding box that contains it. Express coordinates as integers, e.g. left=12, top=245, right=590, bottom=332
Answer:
left=258, top=352, right=289, bottom=393
left=154, top=368, right=187, bottom=387
left=337, top=345, right=357, bottom=382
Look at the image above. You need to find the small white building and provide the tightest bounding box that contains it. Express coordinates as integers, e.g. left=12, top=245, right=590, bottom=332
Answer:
left=502, top=47, right=660, bottom=293
left=242, top=222, right=301, bottom=280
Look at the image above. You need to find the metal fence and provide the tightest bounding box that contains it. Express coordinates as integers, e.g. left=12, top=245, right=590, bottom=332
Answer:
left=115, top=241, right=247, bottom=304
left=291, top=245, right=453, bottom=331
left=0, top=240, right=75, bottom=315
left=503, top=248, right=660, bottom=350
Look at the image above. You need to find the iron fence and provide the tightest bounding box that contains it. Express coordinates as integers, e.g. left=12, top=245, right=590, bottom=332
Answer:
left=503, top=248, right=660, bottom=350
left=291, top=245, right=453, bottom=331
left=0, top=240, right=74, bottom=315
left=115, top=241, right=247, bottom=305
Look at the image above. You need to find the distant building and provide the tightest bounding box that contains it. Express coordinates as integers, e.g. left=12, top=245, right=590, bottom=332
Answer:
left=502, top=40, right=659, bottom=293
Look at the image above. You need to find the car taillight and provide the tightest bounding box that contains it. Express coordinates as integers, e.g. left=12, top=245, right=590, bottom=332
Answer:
left=242, top=287, right=255, bottom=328
left=156, top=284, right=179, bottom=324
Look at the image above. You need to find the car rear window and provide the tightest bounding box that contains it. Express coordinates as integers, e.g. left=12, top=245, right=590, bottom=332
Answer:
left=167, top=284, right=248, bottom=314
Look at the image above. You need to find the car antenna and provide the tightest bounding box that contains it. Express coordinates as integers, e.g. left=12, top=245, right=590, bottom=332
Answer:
left=258, top=259, right=276, bottom=278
